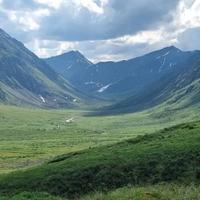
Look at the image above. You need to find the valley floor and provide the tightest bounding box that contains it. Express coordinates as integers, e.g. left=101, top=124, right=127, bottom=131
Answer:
left=0, top=105, right=200, bottom=200
left=0, top=104, right=200, bottom=173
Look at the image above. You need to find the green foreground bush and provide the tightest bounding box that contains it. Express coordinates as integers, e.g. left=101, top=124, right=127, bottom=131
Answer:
left=0, top=122, right=199, bottom=199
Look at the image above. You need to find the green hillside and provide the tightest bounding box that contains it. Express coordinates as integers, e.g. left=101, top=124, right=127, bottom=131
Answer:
left=82, top=184, right=200, bottom=200
left=0, top=192, right=63, bottom=200
left=0, top=119, right=199, bottom=198
left=1, top=104, right=200, bottom=173
left=0, top=184, right=200, bottom=200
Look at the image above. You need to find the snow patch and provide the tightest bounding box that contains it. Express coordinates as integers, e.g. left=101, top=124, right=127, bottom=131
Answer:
left=85, top=81, right=96, bottom=85
left=98, top=84, right=111, bottom=93
left=169, top=63, right=176, bottom=67
left=65, top=117, right=74, bottom=123
left=163, top=51, right=170, bottom=57
left=73, top=98, right=77, bottom=102
left=159, top=57, right=166, bottom=73
left=67, top=65, right=72, bottom=70
left=156, top=51, right=170, bottom=60
left=39, top=95, right=45, bottom=103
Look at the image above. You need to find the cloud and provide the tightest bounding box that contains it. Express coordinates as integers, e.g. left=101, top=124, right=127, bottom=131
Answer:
left=34, top=0, right=63, bottom=9
left=177, top=27, right=200, bottom=50
left=74, top=0, right=106, bottom=14
left=0, top=0, right=200, bottom=61
left=1, top=0, right=38, bottom=10
left=25, top=39, right=76, bottom=58
left=37, top=0, right=180, bottom=41
left=1, top=0, right=181, bottom=41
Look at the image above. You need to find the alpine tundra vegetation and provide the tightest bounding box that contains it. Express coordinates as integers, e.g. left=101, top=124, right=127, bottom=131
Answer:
left=0, top=0, right=200, bottom=199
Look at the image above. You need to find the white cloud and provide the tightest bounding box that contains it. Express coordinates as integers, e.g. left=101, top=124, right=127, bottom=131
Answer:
left=34, top=0, right=63, bottom=9
left=74, top=0, right=106, bottom=14
left=25, top=39, right=76, bottom=58
left=19, top=16, right=40, bottom=31
left=6, top=8, right=50, bottom=31
left=21, top=0, right=200, bottom=61
left=114, top=30, right=164, bottom=45
left=178, top=0, right=200, bottom=28
left=1, top=0, right=200, bottom=62
left=34, top=8, right=50, bottom=17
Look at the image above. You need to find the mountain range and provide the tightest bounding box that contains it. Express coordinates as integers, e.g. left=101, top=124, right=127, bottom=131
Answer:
left=1, top=28, right=200, bottom=112
left=45, top=46, right=200, bottom=113
left=0, top=28, right=84, bottom=108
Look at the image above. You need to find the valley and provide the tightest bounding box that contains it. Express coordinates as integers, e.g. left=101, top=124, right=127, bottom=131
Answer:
left=0, top=27, right=200, bottom=200
left=0, top=106, right=200, bottom=199
left=0, top=104, right=200, bottom=173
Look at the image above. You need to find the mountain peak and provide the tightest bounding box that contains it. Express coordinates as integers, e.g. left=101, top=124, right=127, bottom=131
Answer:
left=69, top=50, right=82, bottom=55
left=45, top=50, right=93, bottom=66
left=162, top=46, right=181, bottom=52
left=65, top=50, right=85, bottom=58
left=50, top=50, right=86, bottom=61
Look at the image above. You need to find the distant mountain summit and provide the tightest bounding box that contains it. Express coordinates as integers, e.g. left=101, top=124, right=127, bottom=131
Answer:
left=45, top=46, right=195, bottom=96
left=44, top=51, right=95, bottom=94
left=45, top=45, right=200, bottom=113
left=45, top=50, right=92, bottom=79
left=0, top=28, right=82, bottom=107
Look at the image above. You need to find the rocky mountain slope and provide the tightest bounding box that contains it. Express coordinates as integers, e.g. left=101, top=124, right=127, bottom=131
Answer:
left=0, top=29, right=83, bottom=108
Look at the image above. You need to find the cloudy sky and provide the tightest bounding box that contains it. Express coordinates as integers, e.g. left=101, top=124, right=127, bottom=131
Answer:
left=0, top=0, right=200, bottom=62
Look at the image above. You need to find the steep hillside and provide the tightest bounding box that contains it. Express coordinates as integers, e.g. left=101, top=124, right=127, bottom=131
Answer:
left=82, top=184, right=200, bottom=200
left=0, top=29, right=82, bottom=108
left=0, top=121, right=199, bottom=198
left=1, top=184, right=200, bottom=200
left=105, top=51, right=200, bottom=114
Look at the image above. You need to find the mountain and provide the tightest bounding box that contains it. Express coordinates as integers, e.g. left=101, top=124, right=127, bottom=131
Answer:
left=106, top=49, right=200, bottom=113
left=44, top=51, right=94, bottom=92
left=45, top=46, right=200, bottom=105
left=45, top=50, right=93, bottom=77
left=0, top=28, right=82, bottom=108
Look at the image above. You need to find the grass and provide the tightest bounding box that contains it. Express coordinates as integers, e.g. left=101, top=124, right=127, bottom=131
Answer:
left=0, top=192, right=63, bottom=200
left=0, top=105, right=200, bottom=199
left=0, top=184, right=200, bottom=200
left=82, top=184, right=200, bottom=200
left=1, top=104, right=200, bottom=173
left=0, top=120, right=199, bottom=198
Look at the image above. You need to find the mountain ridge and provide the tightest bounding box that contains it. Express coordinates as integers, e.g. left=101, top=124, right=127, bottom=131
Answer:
left=0, top=28, right=84, bottom=108
left=2, top=26, right=200, bottom=112
left=45, top=45, right=200, bottom=113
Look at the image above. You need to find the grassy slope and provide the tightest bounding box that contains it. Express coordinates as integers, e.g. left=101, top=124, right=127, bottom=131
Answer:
left=1, top=104, right=200, bottom=173
left=82, top=184, right=200, bottom=200
left=0, top=120, right=199, bottom=198
left=0, top=184, right=200, bottom=200
left=0, top=192, right=63, bottom=200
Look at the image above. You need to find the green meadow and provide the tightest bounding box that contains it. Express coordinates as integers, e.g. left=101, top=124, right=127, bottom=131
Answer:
left=0, top=184, right=200, bottom=200
left=0, top=104, right=200, bottom=173
left=0, top=105, right=200, bottom=199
